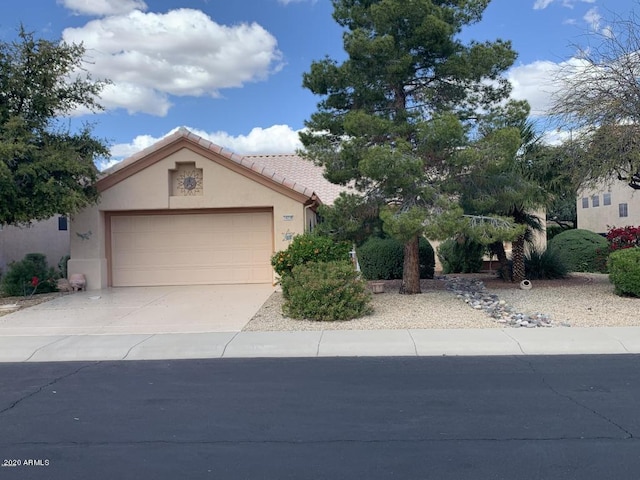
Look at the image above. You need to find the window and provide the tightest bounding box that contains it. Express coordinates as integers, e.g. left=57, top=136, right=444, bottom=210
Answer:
left=603, top=193, right=611, bottom=206
left=591, top=195, right=599, bottom=207
left=581, top=197, right=589, bottom=208
left=619, top=203, right=628, bottom=218
left=58, top=216, right=68, bottom=231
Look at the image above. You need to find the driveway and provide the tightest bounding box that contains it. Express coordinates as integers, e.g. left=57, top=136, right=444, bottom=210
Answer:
left=0, top=284, right=275, bottom=336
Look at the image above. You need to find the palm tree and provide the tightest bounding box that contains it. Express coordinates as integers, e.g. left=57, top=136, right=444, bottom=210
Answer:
left=459, top=120, right=550, bottom=282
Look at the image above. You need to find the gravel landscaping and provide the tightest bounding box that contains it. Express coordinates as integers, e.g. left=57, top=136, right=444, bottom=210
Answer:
left=244, top=272, right=640, bottom=331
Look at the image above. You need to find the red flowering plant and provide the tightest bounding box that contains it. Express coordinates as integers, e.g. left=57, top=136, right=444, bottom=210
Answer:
left=606, top=226, right=640, bottom=252
left=27, top=276, right=40, bottom=297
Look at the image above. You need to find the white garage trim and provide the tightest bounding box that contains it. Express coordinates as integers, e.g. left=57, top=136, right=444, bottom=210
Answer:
left=106, top=209, right=274, bottom=287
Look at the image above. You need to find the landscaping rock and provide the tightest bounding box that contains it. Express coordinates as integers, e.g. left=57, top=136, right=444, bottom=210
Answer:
left=444, top=276, right=554, bottom=328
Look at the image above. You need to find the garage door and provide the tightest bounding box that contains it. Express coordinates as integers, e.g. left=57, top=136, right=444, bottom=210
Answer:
left=110, top=212, right=273, bottom=286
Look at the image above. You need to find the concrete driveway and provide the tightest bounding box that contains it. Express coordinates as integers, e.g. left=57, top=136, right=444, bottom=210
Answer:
left=0, top=284, right=275, bottom=336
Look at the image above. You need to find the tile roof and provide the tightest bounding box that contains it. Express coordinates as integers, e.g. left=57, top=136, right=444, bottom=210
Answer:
left=101, top=127, right=350, bottom=205
left=245, top=154, right=351, bottom=206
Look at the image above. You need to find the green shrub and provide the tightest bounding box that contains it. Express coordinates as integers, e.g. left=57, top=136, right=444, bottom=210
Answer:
left=271, top=233, right=351, bottom=278
left=280, top=260, right=372, bottom=321
left=357, top=237, right=435, bottom=280
left=608, top=248, right=640, bottom=297
left=437, top=238, right=485, bottom=274
left=546, top=225, right=570, bottom=242
left=525, top=247, right=568, bottom=280
left=548, top=229, right=609, bottom=273
left=1, top=253, right=58, bottom=296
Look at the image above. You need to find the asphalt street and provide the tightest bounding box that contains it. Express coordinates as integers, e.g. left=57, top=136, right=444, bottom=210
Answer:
left=1, top=355, right=639, bottom=479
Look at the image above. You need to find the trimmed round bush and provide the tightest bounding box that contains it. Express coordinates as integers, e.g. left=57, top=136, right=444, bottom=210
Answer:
left=280, top=260, right=372, bottom=321
left=1, top=253, right=58, bottom=297
left=548, top=229, right=609, bottom=273
left=271, top=233, right=351, bottom=278
left=357, top=237, right=435, bottom=280
left=608, top=248, right=640, bottom=297
left=437, top=238, right=485, bottom=274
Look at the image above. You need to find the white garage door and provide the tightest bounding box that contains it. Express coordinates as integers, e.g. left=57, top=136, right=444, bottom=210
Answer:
left=110, top=211, right=273, bottom=286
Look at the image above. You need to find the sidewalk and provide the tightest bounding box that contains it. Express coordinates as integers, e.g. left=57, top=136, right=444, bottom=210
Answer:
left=1, top=326, right=640, bottom=362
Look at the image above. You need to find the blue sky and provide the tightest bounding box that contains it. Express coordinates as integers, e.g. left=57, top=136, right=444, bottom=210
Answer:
left=1, top=0, right=636, bottom=169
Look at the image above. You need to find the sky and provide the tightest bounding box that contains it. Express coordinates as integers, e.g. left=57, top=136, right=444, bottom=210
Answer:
left=1, top=0, right=636, bottom=170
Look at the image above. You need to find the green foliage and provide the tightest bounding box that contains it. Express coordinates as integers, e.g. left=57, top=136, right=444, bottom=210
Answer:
left=608, top=248, right=640, bottom=297
left=271, top=233, right=351, bottom=278
left=548, top=229, right=609, bottom=273
left=1, top=253, right=58, bottom=296
left=462, top=215, right=526, bottom=245
left=300, top=0, right=518, bottom=292
left=525, top=248, right=569, bottom=280
left=546, top=225, right=569, bottom=242
left=357, top=236, right=435, bottom=280
left=280, top=261, right=372, bottom=321
left=314, top=193, right=382, bottom=245
left=437, top=238, right=485, bottom=274
left=0, top=27, right=109, bottom=225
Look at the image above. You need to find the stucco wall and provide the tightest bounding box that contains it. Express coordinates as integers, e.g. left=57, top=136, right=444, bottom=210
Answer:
left=69, top=147, right=309, bottom=289
left=0, top=215, right=70, bottom=276
left=578, top=180, right=640, bottom=234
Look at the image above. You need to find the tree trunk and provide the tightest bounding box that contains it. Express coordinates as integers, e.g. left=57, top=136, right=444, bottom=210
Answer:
left=490, top=241, right=512, bottom=282
left=400, top=235, right=421, bottom=294
left=512, top=234, right=526, bottom=283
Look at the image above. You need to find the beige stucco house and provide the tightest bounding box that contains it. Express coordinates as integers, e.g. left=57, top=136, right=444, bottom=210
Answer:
left=577, top=179, right=640, bottom=234
left=0, top=215, right=70, bottom=274
left=69, top=128, right=346, bottom=290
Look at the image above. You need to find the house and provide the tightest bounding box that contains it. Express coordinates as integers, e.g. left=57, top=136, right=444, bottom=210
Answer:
left=577, top=178, right=640, bottom=234
left=0, top=215, right=70, bottom=275
left=68, top=128, right=346, bottom=290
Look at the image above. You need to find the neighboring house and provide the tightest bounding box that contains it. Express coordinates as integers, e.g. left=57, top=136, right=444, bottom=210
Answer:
left=0, top=215, right=70, bottom=275
left=68, top=128, right=346, bottom=290
left=577, top=179, right=640, bottom=234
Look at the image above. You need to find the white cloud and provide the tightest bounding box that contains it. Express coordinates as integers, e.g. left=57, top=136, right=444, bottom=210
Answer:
left=59, top=0, right=147, bottom=16
left=533, top=0, right=554, bottom=9
left=62, top=8, right=283, bottom=116
left=198, top=125, right=304, bottom=154
left=533, top=0, right=595, bottom=9
left=100, top=83, right=171, bottom=116
left=106, top=124, right=303, bottom=168
left=507, top=60, right=565, bottom=116
left=583, top=7, right=602, bottom=31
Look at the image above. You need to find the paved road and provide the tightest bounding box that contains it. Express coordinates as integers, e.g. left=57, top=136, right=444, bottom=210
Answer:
left=1, top=355, right=639, bottom=479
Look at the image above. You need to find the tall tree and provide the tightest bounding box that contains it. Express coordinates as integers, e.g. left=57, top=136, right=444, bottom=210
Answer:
left=301, top=0, right=517, bottom=293
left=0, top=27, right=109, bottom=225
left=550, top=5, right=640, bottom=189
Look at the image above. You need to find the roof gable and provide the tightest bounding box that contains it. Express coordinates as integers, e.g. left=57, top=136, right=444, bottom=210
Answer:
left=97, top=128, right=318, bottom=204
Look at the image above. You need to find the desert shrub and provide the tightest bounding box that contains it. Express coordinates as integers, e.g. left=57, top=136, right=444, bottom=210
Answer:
left=548, top=229, right=609, bottom=273
left=437, top=238, right=485, bottom=274
left=525, top=247, right=568, bottom=280
left=280, top=260, right=372, bottom=321
left=1, top=253, right=58, bottom=296
left=606, top=225, right=640, bottom=251
left=608, top=248, right=640, bottom=297
left=271, top=233, right=351, bottom=278
left=357, top=237, right=435, bottom=280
